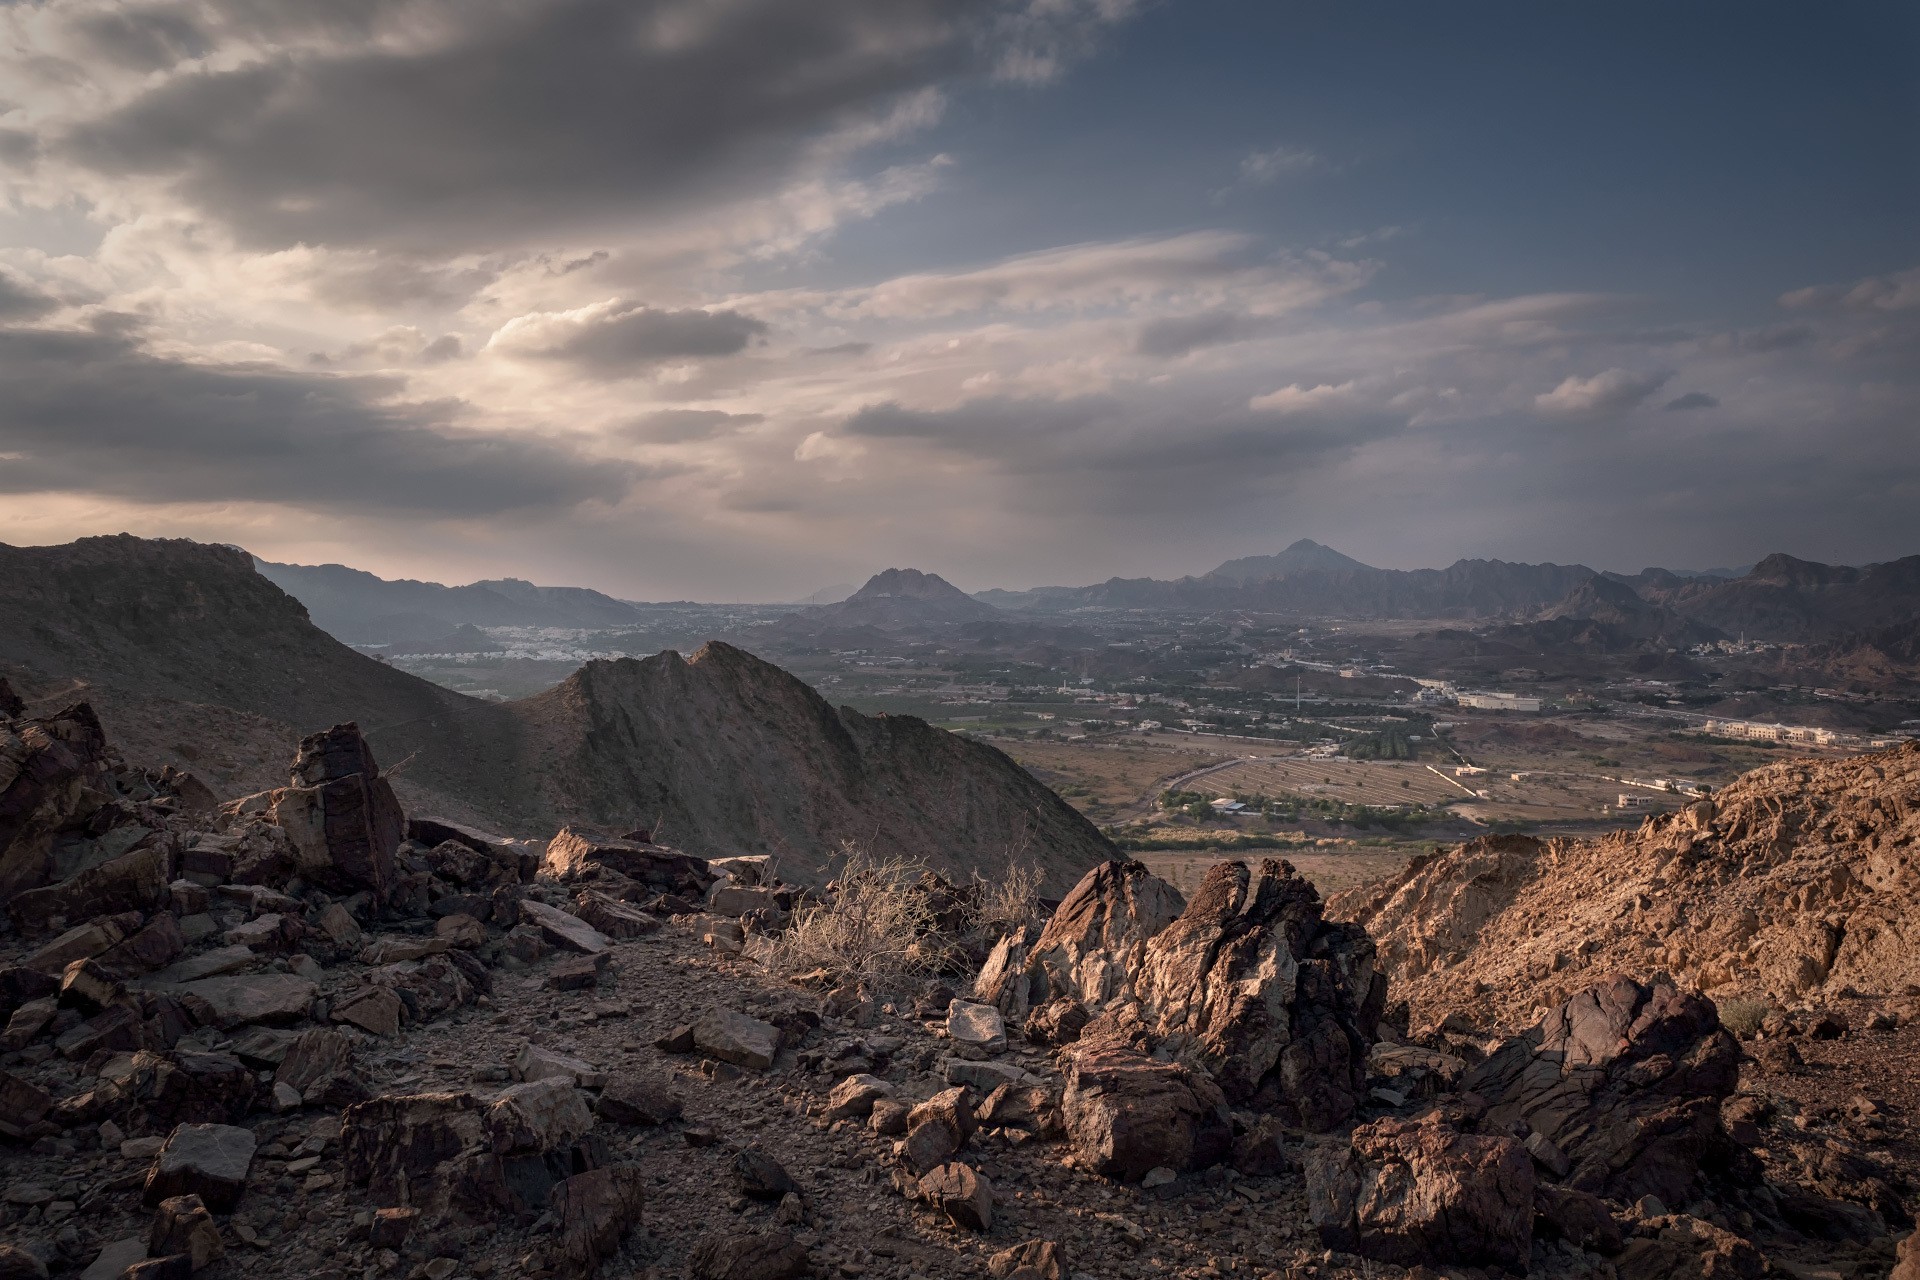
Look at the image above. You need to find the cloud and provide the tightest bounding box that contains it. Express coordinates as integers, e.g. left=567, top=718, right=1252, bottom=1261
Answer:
left=0, top=322, right=631, bottom=517
left=1534, top=367, right=1671, bottom=416
left=31, top=0, right=1129, bottom=255
left=488, top=301, right=768, bottom=375
left=1663, top=391, right=1718, bottom=411
left=1136, top=309, right=1270, bottom=357
left=1781, top=266, right=1920, bottom=313
left=0, top=272, right=61, bottom=323
left=623, top=409, right=765, bottom=443
left=1248, top=381, right=1360, bottom=414
left=824, top=232, right=1372, bottom=319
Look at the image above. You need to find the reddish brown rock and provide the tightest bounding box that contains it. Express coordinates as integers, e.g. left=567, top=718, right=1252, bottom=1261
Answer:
left=688, top=1229, right=810, bottom=1280
left=1059, top=1044, right=1229, bottom=1182
left=551, top=1165, right=646, bottom=1271
left=1460, top=975, right=1740, bottom=1207
left=904, top=1086, right=977, bottom=1174
left=1022, top=860, right=1185, bottom=1010
left=543, top=827, right=715, bottom=897
left=918, top=1162, right=993, bottom=1231
left=596, top=1072, right=683, bottom=1126
left=263, top=723, right=404, bottom=898
left=142, top=1123, right=257, bottom=1213
left=1305, top=1115, right=1534, bottom=1272
left=147, top=1193, right=223, bottom=1270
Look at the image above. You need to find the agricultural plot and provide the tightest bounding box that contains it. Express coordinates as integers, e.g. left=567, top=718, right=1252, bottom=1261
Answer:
left=1200, top=756, right=1465, bottom=809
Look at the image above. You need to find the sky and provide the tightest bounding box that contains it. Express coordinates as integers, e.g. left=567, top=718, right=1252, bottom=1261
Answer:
left=0, top=0, right=1915, bottom=600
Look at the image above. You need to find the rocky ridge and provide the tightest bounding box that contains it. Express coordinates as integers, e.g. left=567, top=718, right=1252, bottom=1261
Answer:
left=1333, top=741, right=1920, bottom=1032
left=0, top=701, right=1913, bottom=1279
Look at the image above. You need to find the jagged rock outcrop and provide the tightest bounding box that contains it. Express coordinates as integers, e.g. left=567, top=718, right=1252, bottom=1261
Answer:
left=998, top=858, right=1383, bottom=1131
left=1334, top=742, right=1920, bottom=1030
left=983, top=860, right=1184, bottom=1020
left=262, top=724, right=404, bottom=899
left=1460, top=975, right=1741, bottom=1207
left=1, top=702, right=122, bottom=908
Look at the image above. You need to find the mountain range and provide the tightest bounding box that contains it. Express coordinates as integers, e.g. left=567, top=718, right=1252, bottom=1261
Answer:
left=252, top=559, right=646, bottom=645
left=1, top=536, right=1112, bottom=887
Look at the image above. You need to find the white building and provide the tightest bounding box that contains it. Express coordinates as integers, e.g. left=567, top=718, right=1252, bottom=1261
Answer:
left=1458, top=691, right=1542, bottom=712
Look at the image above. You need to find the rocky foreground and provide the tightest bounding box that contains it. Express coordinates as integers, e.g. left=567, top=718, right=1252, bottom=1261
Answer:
left=1, top=687, right=1916, bottom=1279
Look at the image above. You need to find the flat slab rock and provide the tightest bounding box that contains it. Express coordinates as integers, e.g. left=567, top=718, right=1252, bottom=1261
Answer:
left=518, top=899, right=612, bottom=955
left=947, top=999, right=1008, bottom=1052
left=142, top=1123, right=256, bottom=1213
left=692, top=1009, right=782, bottom=1071
left=170, top=974, right=317, bottom=1029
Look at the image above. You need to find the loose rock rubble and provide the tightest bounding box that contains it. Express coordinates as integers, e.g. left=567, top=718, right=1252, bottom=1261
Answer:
left=3, top=703, right=1916, bottom=1279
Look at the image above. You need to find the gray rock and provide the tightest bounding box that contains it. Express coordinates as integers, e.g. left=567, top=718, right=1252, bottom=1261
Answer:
left=78, top=1238, right=145, bottom=1280
left=518, top=899, right=611, bottom=955
left=946, top=1000, right=1007, bottom=1053
left=170, top=974, right=316, bottom=1029
left=692, top=1009, right=781, bottom=1071
left=142, top=1124, right=257, bottom=1212
left=512, top=1042, right=600, bottom=1086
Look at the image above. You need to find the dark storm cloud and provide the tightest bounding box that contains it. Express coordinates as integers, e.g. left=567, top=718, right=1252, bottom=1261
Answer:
left=843, top=391, right=1403, bottom=511
left=0, top=273, right=60, bottom=322
left=1664, top=391, right=1719, bottom=411
left=512, top=305, right=768, bottom=375
left=56, top=0, right=1018, bottom=252
left=0, top=324, right=631, bottom=516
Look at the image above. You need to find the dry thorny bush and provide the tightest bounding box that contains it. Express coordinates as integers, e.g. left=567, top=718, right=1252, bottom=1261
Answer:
left=763, top=843, right=1045, bottom=994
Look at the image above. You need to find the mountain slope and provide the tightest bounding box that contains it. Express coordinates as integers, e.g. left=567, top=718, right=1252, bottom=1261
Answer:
left=0, top=536, right=1110, bottom=885
left=255, top=559, right=643, bottom=644
left=1332, top=741, right=1920, bottom=1032
left=1538, top=573, right=1720, bottom=645
left=513, top=642, right=1109, bottom=887
left=1652, top=553, right=1920, bottom=641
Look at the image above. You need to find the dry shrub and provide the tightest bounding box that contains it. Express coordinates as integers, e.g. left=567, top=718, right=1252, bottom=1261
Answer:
left=763, top=847, right=1049, bottom=991
left=1716, top=996, right=1772, bottom=1039
left=764, top=845, right=940, bottom=989
left=967, top=860, right=1044, bottom=944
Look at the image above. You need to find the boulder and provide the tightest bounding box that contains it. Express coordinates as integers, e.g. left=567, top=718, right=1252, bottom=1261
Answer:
left=1459, top=975, right=1741, bottom=1207
left=973, top=923, right=1043, bottom=1025
left=170, top=974, right=316, bottom=1029
left=488, top=1079, right=594, bottom=1153
left=1022, top=998, right=1088, bottom=1047
left=734, top=1148, right=799, bottom=1200
left=142, top=1123, right=256, bottom=1213
left=76, top=1237, right=145, bottom=1280
left=0, top=1071, right=53, bottom=1139
left=95, top=914, right=186, bottom=980
left=1059, top=1044, right=1230, bottom=1182
left=904, top=1086, right=977, bottom=1174
left=822, top=1074, right=892, bottom=1122
left=692, top=1009, right=781, bottom=1071
left=0, top=702, right=117, bottom=911
left=433, top=914, right=486, bottom=949
left=513, top=1043, right=600, bottom=1087
left=0, top=1244, right=47, bottom=1280
left=1305, top=1115, right=1534, bottom=1272
left=946, top=1000, right=1007, bottom=1054
left=688, top=1229, right=810, bottom=1280
left=21, top=917, right=140, bottom=974
left=340, top=1092, right=487, bottom=1212
left=988, top=1240, right=1066, bottom=1280
left=597, top=1072, right=683, bottom=1126
left=275, top=1028, right=368, bottom=1108
left=918, top=1162, right=993, bottom=1231
left=367, top=1207, right=417, bottom=1250
left=551, top=1166, right=647, bottom=1272
left=543, top=827, right=715, bottom=897
left=1614, top=1214, right=1767, bottom=1280
left=147, top=1193, right=222, bottom=1271
left=1535, top=1184, right=1625, bottom=1255
left=9, top=844, right=172, bottom=937
left=331, top=985, right=405, bottom=1036
left=271, top=723, right=404, bottom=898
left=571, top=891, right=659, bottom=939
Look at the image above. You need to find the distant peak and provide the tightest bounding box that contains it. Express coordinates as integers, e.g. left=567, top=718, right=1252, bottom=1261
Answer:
left=850, top=568, right=972, bottom=601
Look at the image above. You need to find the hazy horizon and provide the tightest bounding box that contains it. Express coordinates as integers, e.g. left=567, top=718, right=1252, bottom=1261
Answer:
left=1, top=1, right=1913, bottom=600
